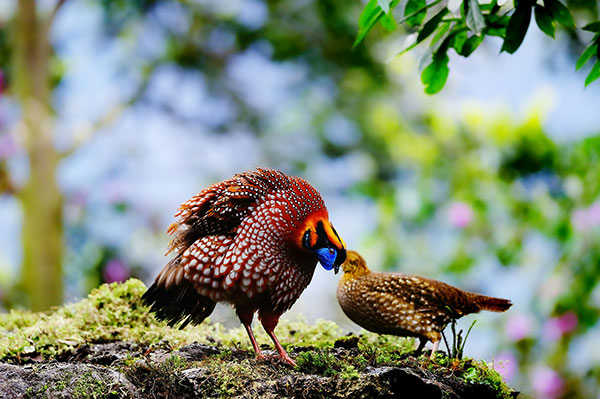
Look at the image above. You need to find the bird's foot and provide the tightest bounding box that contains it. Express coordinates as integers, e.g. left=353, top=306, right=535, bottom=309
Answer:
left=254, top=351, right=296, bottom=367
left=278, top=352, right=296, bottom=367
left=429, top=340, right=440, bottom=360
left=255, top=352, right=267, bottom=362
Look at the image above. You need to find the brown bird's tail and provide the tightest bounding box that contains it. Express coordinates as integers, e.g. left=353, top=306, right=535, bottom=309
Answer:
left=475, top=294, right=513, bottom=312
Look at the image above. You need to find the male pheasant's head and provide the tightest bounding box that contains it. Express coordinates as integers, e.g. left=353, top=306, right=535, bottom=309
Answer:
left=340, top=250, right=371, bottom=277
left=299, top=211, right=346, bottom=274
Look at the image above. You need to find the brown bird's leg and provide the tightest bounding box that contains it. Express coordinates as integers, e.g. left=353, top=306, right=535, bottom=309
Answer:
left=429, top=340, right=440, bottom=360
left=259, top=311, right=296, bottom=366
left=236, top=307, right=265, bottom=360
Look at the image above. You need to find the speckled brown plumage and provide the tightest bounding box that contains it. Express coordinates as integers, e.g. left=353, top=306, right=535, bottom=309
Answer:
left=142, top=168, right=346, bottom=365
left=337, top=251, right=512, bottom=356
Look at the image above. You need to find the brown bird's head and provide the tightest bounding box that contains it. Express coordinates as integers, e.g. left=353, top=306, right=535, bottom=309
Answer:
left=340, top=250, right=371, bottom=278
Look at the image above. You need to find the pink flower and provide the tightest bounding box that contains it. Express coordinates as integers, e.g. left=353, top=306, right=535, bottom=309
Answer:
left=543, top=312, right=578, bottom=341
left=69, top=191, right=88, bottom=207
left=571, top=202, right=600, bottom=232
left=493, top=351, right=517, bottom=382
left=588, top=202, right=600, bottom=226
left=571, top=208, right=589, bottom=231
left=447, top=202, right=473, bottom=228
left=102, top=259, right=129, bottom=283
left=0, top=134, right=16, bottom=160
left=505, top=314, right=534, bottom=341
left=532, top=367, right=564, bottom=399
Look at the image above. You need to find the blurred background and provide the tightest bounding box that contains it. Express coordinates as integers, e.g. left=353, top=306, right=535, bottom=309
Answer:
left=1, top=0, right=600, bottom=397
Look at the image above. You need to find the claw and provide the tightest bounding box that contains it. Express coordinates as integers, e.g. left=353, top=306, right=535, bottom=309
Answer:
left=279, top=352, right=297, bottom=367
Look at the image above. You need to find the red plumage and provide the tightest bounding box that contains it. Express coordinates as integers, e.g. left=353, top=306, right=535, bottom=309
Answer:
left=143, top=168, right=346, bottom=365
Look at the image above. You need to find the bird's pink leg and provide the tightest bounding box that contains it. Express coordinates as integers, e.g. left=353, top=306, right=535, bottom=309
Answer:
left=236, top=307, right=265, bottom=360
left=429, top=340, right=440, bottom=360
left=259, top=311, right=296, bottom=366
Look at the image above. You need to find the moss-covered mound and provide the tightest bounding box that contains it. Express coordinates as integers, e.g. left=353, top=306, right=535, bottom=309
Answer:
left=0, top=279, right=517, bottom=399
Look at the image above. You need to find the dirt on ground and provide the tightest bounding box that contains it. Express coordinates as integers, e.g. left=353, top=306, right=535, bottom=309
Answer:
left=0, top=341, right=518, bottom=399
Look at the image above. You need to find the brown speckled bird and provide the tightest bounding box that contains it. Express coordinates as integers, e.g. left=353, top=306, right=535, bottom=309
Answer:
left=337, top=251, right=512, bottom=357
left=142, top=168, right=346, bottom=365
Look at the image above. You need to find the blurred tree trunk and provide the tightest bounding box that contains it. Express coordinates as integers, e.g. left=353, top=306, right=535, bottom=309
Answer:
left=13, top=0, right=63, bottom=310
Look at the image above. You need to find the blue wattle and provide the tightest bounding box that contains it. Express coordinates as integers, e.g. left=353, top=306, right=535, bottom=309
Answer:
left=315, top=247, right=336, bottom=271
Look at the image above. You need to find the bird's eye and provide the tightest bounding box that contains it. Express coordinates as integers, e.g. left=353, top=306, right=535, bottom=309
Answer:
left=329, top=248, right=335, bottom=255
left=303, top=230, right=311, bottom=248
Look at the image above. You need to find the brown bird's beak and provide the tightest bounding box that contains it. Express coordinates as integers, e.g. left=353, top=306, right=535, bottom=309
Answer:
left=333, top=248, right=346, bottom=275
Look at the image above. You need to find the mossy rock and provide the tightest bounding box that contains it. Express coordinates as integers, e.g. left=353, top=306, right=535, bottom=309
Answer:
left=0, top=279, right=518, bottom=398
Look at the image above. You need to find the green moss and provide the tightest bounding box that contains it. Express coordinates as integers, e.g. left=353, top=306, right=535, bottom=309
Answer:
left=357, top=331, right=416, bottom=354
left=296, top=350, right=339, bottom=376
left=0, top=279, right=514, bottom=399
left=0, top=279, right=408, bottom=362
left=460, top=359, right=513, bottom=399
left=0, top=279, right=229, bottom=360
left=72, top=370, right=114, bottom=399
left=295, top=334, right=414, bottom=377
left=339, top=364, right=360, bottom=379
left=24, top=384, right=48, bottom=399
left=205, top=359, right=256, bottom=396
left=55, top=378, right=67, bottom=392
left=124, top=354, right=195, bottom=398
left=419, top=353, right=514, bottom=399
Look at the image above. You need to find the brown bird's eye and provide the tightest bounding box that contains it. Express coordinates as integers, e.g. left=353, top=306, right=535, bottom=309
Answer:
left=329, top=248, right=335, bottom=255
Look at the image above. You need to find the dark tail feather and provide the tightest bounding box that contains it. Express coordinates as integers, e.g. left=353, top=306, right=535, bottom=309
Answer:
left=142, top=281, right=216, bottom=329
left=476, top=295, right=513, bottom=313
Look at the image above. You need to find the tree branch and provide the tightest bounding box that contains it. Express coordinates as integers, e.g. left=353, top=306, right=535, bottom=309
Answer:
left=47, top=0, right=67, bottom=27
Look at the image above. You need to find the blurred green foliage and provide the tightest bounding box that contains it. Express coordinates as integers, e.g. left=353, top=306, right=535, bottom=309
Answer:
left=357, top=0, right=600, bottom=92
left=356, top=108, right=600, bottom=397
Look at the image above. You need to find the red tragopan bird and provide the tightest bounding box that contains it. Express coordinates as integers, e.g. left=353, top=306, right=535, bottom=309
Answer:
left=142, top=168, right=346, bottom=365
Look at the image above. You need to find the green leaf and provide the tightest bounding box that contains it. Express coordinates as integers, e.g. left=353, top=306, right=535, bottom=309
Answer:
left=485, top=25, right=507, bottom=37
left=534, top=5, right=555, bottom=38
left=479, top=1, right=498, bottom=12
left=582, top=21, right=600, bottom=32
left=378, top=0, right=391, bottom=14
left=501, top=2, right=532, bottom=54
left=576, top=42, right=598, bottom=71
left=431, top=22, right=452, bottom=50
left=486, top=13, right=510, bottom=26
left=485, top=13, right=510, bottom=37
left=380, top=11, right=398, bottom=31
left=460, top=34, right=484, bottom=56
left=466, top=0, right=486, bottom=35
left=544, top=0, right=575, bottom=28
left=417, top=8, right=449, bottom=43
left=585, top=60, right=600, bottom=86
left=405, top=0, right=427, bottom=27
left=421, top=50, right=450, bottom=94
left=396, top=37, right=421, bottom=57
left=355, top=0, right=384, bottom=46
left=450, top=30, right=468, bottom=54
